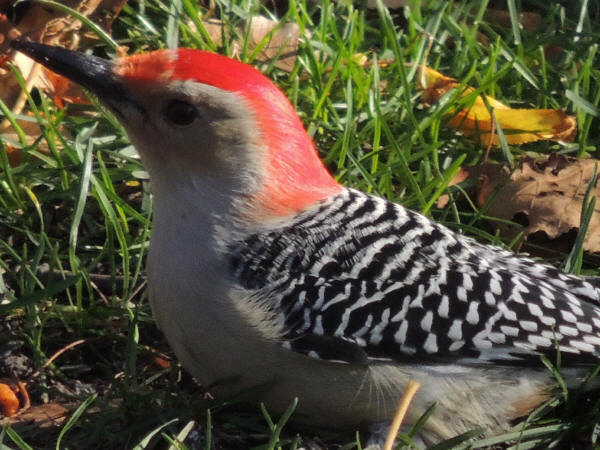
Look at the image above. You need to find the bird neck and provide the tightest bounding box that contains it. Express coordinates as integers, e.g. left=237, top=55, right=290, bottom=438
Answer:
left=242, top=88, right=341, bottom=219
left=250, top=147, right=341, bottom=219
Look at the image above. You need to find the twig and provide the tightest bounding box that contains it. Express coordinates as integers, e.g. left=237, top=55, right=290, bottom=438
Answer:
left=30, top=338, right=86, bottom=379
left=15, top=379, right=30, bottom=411
left=483, top=105, right=497, bottom=162
left=383, top=380, right=421, bottom=450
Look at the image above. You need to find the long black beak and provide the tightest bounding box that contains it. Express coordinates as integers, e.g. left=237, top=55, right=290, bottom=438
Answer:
left=10, top=40, right=143, bottom=117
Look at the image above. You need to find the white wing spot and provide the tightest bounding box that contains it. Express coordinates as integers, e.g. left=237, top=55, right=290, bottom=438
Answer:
left=463, top=274, right=474, bottom=290
left=449, top=340, right=465, bottom=351
left=489, top=331, right=506, bottom=344
left=423, top=333, right=438, bottom=353
left=484, top=292, right=496, bottom=305
left=560, top=310, right=577, bottom=324
left=558, top=325, right=578, bottom=337
left=570, top=302, right=584, bottom=316
left=500, top=325, right=520, bottom=337
left=421, top=310, right=433, bottom=332
left=501, top=304, right=517, bottom=321
left=466, top=302, right=479, bottom=324
left=540, top=315, right=556, bottom=327
left=395, top=320, right=408, bottom=344
left=583, top=335, right=600, bottom=346
left=542, top=330, right=562, bottom=340
left=438, top=295, right=449, bottom=318
left=391, top=296, right=410, bottom=322
left=528, top=335, right=552, bottom=348
left=520, top=321, right=538, bottom=332
left=448, top=320, right=463, bottom=340
left=576, top=322, right=593, bottom=333
left=490, top=277, right=502, bottom=295
left=527, top=303, right=543, bottom=317
left=313, top=315, right=324, bottom=335
left=541, top=295, right=555, bottom=309
left=570, top=340, right=595, bottom=353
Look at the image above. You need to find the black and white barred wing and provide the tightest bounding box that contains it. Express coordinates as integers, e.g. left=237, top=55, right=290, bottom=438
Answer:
left=230, top=188, right=600, bottom=365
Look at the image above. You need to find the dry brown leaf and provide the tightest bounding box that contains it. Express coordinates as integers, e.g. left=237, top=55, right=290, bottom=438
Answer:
left=481, top=9, right=563, bottom=59
left=1, top=118, right=72, bottom=167
left=0, top=0, right=121, bottom=166
left=0, top=14, right=24, bottom=105
left=88, top=0, right=128, bottom=35
left=0, top=402, right=68, bottom=427
left=0, top=0, right=116, bottom=117
left=43, top=68, right=91, bottom=107
left=3, top=142, right=22, bottom=167
left=456, top=155, right=600, bottom=253
left=436, top=167, right=470, bottom=208
left=247, top=16, right=300, bottom=72
left=199, top=16, right=300, bottom=72
left=419, top=67, right=577, bottom=146
left=486, top=9, right=542, bottom=32
left=14, top=0, right=104, bottom=106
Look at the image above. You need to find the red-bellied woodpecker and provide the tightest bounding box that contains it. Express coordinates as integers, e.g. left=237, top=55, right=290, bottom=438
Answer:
left=12, top=40, right=600, bottom=444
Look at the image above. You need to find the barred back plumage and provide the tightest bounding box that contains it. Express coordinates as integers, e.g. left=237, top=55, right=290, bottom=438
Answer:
left=229, top=188, right=600, bottom=366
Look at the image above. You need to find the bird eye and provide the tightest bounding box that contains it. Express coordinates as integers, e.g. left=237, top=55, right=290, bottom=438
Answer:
left=163, top=99, right=198, bottom=126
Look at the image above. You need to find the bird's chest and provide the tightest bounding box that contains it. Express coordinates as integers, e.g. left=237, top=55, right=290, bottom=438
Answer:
left=145, top=211, right=285, bottom=384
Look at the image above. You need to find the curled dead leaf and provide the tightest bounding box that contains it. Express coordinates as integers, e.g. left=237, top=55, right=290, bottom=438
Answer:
left=247, top=16, right=300, bottom=72
left=3, top=143, right=22, bottom=167
left=198, top=16, right=300, bottom=72
left=451, top=155, right=600, bottom=253
left=0, top=402, right=68, bottom=427
left=2, top=119, right=72, bottom=167
left=419, top=67, right=577, bottom=146
left=0, top=0, right=125, bottom=118
left=486, top=9, right=542, bottom=32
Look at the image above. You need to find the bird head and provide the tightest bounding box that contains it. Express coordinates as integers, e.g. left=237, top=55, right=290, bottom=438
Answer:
left=11, top=41, right=341, bottom=220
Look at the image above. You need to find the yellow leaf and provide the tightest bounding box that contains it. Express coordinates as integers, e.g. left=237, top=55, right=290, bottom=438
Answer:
left=419, top=67, right=577, bottom=145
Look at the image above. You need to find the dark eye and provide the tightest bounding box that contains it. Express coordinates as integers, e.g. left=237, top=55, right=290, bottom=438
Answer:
left=163, top=99, right=198, bottom=125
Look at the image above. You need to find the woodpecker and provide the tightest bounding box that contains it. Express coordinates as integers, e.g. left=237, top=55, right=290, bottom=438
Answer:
left=12, top=40, right=600, bottom=445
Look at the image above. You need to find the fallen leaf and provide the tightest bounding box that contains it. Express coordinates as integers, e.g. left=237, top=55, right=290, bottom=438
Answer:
left=247, top=16, right=300, bottom=72
left=1, top=117, right=72, bottom=167
left=43, top=68, right=91, bottom=108
left=0, top=383, right=19, bottom=417
left=436, top=167, right=470, bottom=208
left=0, top=0, right=121, bottom=117
left=0, top=14, right=24, bottom=105
left=0, top=402, right=68, bottom=427
left=3, top=142, right=22, bottom=166
left=486, top=9, right=542, bottom=32
left=197, top=16, right=300, bottom=72
left=152, top=355, right=171, bottom=369
left=453, top=155, right=600, bottom=253
left=88, top=0, right=128, bottom=35
left=419, top=67, right=577, bottom=146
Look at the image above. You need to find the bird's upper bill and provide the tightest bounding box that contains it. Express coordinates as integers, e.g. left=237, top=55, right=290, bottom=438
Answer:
left=11, top=40, right=341, bottom=218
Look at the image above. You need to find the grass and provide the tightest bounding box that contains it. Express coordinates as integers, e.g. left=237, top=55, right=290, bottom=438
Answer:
left=1, top=0, right=600, bottom=448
